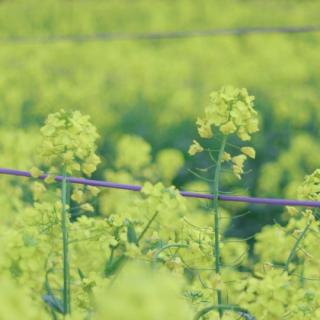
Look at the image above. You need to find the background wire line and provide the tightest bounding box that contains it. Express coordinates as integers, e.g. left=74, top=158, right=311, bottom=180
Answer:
left=1, top=25, right=320, bottom=44
left=1, top=167, right=320, bottom=208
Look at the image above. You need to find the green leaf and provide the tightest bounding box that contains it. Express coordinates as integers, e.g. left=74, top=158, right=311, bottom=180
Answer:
left=78, top=268, right=85, bottom=280
left=43, top=294, right=64, bottom=314
left=104, top=255, right=127, bottom=277
left=127, top=221, right=138, bottom=244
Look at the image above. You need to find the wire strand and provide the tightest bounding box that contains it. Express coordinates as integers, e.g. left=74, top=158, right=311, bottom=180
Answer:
left=0, top=25, right=319, bottom=44
left=1, top=167, right=320, bottom=208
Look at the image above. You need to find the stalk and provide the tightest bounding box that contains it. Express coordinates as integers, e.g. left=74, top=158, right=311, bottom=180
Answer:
left=193, top=304, right=255, bottom=320
left=285, top=219, right=311, bottom=274
left=212, top=136, right=227, bottom=319
left=61, top=170, right=71, bottom=315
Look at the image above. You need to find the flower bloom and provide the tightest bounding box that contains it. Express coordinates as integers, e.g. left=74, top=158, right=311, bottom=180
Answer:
left=188, top=140, right=204, bottom=156
left=197, top=86, right=259, bottom=141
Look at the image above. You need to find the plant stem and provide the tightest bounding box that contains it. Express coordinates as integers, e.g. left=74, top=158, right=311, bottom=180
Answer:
left=136, top=211, right=159, bottom=244
left=212, top=135, right=227, bottom=319
left=193, top=304, right=255, bottom=320
left=285, top=219, right=311, bottom=274
left=61, top=170, right=71, bottom=315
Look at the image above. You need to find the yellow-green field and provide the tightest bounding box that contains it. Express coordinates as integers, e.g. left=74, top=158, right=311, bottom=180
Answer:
left=0, top=1, right=320, bottom=319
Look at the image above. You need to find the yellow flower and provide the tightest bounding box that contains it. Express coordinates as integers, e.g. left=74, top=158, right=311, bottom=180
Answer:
left=44, top=174, right=56, bottom=184
left=80, top=203, right=94, bottom=212
left=38, top=109, right=100, bottom=176
left=196, top=86, right=259, bottom=141
left=210, top=274, right=225, bottom=290
left=232, top=165, right=243, bottom=180
left=82, top=163, right=96, bottom=176
left=298, top=169, right=320, bottom=200
left=188, top=140, right=204, bottom=156
left=232, top=155, right=247, bottom=179
left=125, top=243, right=140, bottom=258
left=220, top=121, right=237, bottom=135
left=286, top=206, right=298, bottom=216
left=31, top=182, right=46, bottom=200
left=63, top=151, right=74, bottom=162
left=241, top=147, right=256, bottom=159
left=222, top=152, right=231, bottom=162
left=196, top=118, right=213, bottom=138
left=71, top=190, right=85, bottom=203
left=88, top=186, right=100, bottom=196
left=232, top=154, right=247, bottom=167
left=109, top=237, right=119, bottom=247
left=30, top=167, right=43, bottom=178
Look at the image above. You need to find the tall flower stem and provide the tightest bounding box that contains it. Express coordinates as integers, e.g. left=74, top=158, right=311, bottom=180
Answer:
left=212, top=135, right=227, bottom=319
left=61, top=169, right=71, bottom=315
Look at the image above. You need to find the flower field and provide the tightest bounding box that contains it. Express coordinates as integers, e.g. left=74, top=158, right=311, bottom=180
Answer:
left=1, top=1, right=320, bottom=319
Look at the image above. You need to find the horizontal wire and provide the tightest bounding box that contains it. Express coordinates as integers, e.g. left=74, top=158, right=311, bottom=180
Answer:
left=1, top=167, right=320, bottom=208
left=0, top=25, right=319, bottom=45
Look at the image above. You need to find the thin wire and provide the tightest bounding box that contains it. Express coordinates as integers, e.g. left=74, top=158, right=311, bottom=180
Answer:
left=0, top=25, right=319, bottom=45
left=1, top=167, right=320, bottom=208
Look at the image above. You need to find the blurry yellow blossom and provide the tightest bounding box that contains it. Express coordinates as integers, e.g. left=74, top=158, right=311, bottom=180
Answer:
left=125, top=243, right=140, bottom=258
left=88, top=186, right=100, bottom=196
left=72, top=190, right=85, bottom=203
left=298, top=169, right=320, bottom=200
left=80, top=203, right=94, bottom=212
left=241, top=147, right=256, bottom=159
left=220, top=121, right=237, bottom=135
left=196, top=117, right=213, bottom=138
left=232, top=155, right=247, bottom=179
left=44, top=174, right=56, bottom=184
left=188, top=140, right=203, bottom=156
left=156, top=149, right=184, bottom=182
left=93, top=263, right=192, bottom=320
left=31, top=182, right=46, bottom=201
left=30, top=167, right=42, bottom=178
left=222, top=152, right=232, bottom=162
left=286, top=206, right=299, bottom=217
left=116, top=135, right=151, bottom=172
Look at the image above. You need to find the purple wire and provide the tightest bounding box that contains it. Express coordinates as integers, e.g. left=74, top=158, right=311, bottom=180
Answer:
left=0, top=167, right=319, bottom=208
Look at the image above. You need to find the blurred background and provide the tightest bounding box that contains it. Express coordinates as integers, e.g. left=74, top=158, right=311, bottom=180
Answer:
left=1, top=0, right=320, bottom=237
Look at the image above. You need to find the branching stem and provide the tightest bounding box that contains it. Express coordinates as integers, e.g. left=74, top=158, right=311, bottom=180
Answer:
left=285, top=219, right=311, bottom=274
left=212, top=135, right=227, bottom=319
left=61, top=169, right=71, bottom=315
left=193, top=303, right=255, bottom=320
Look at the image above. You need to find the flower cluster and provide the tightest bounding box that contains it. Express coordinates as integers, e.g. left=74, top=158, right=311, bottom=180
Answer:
left=116, top=135, right=151, bottom=172
left=94, top=262, right=192, bottom=320
left=188, top=87, right=258, bottom=179
left=197, top=86, right=259, bottom=141
left=298, top=169, right=320, bottom=201
left=36, top=109, right=100, bottom=176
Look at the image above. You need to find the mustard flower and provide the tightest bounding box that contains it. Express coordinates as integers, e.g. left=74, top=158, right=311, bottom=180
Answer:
left=198, top=86, right=259, bottom=141
left=38, top=109, right=100, bottom=176
left=298, top=169, right=320, bottom=200
left=241, top=146, right=256, bottom=159
left=196, top=118, right=213, bottom=138
left=188, top=140, right=204, bottom=156
left=232, top=154, right=247, bottom=179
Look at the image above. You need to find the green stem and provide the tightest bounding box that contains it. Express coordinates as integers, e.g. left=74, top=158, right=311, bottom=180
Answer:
left=105, top=211, right=159, bottom=277
left=153, top=243, right=188, bottom=263
left=193, top=304, right=254, bottom=320
left=299, top=259, right=305, bottom=287
left=285, top=219, right=311, bottom=274
left=137, top=211, right=159, bottom=244
left=212, top=136, right=227, bottom=319
left=61, top=170, right=71, bottom=315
